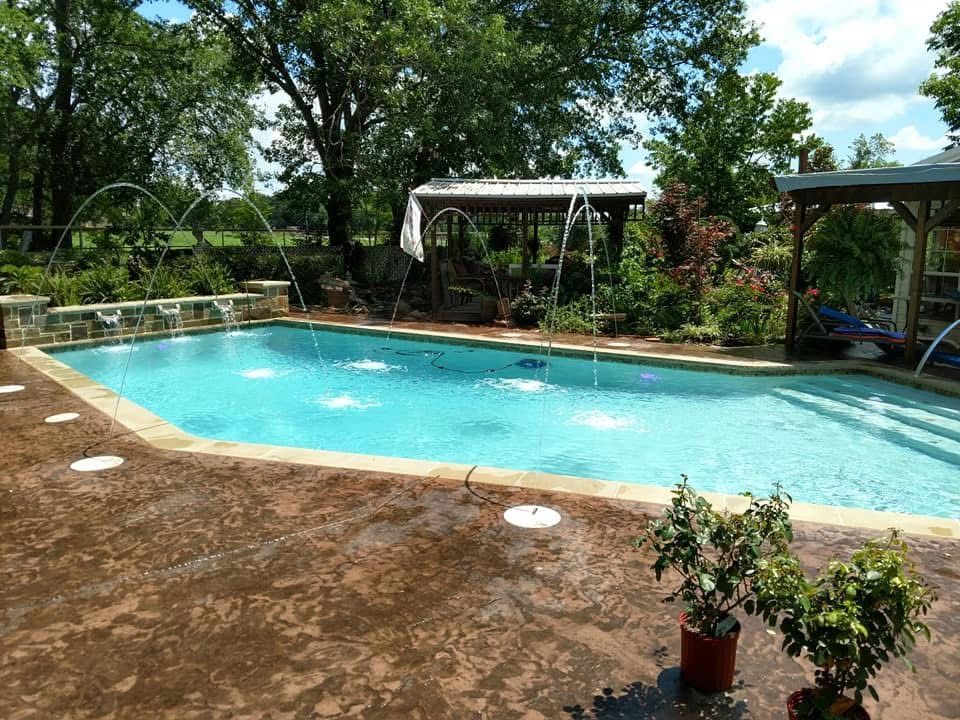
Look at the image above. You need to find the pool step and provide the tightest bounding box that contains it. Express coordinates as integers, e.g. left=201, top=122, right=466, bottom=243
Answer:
left=795, top=383, right=960, bottom=446
left=823, top=381, right=960, bottom=424
left=773, top=387, right=960, bottom=468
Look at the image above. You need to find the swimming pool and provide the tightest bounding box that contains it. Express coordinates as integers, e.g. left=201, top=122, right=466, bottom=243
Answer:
left=50, top=323, right=960, bottom=518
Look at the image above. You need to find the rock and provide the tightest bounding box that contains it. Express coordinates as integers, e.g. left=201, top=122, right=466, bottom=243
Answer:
left=393, top=299, right=412, bottom=318
left=407, top=310, right=427, bottom=320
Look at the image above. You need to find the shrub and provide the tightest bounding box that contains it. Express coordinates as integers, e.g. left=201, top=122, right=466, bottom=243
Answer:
left=42, top=272, right=83, bottom=307
left=543, top=297, right=595, bottom=334
left=135, top=265, right=191, bottom=300
left=631, top=272, right=697, bottom=335
left=748, top=224, right=794, bottom=281
left=78, top=265, right=131, bottom=304
left=635, top=476, right=794, bottom=637
left=650, top=181, right=735, bottom=295
left=511, top=281, right=550, bottom=327
left=702, top=267, right=787, bottom=344
left=805, top=206, right=900, bottom=316
left=182, top=257, right=235, bottom=295
left=754, top=531, right=937, bottom=718
left=0, top=264, right=44, bottom=294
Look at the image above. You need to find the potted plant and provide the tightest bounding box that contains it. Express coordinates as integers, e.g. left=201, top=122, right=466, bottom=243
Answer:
left=753, top=530, right=937, bottom=719
left=447, top=285, right=473, bottom=306
left=634, top=476, right=794, bottom=692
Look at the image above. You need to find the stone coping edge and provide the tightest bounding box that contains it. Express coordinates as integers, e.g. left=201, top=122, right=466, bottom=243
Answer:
left=10, top=340, right=958, bottom=540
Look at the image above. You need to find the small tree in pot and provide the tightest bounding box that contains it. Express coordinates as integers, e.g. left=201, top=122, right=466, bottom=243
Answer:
left=635, top=476, right=794, bottom=692
left=753, top=530, right=937, bottom=719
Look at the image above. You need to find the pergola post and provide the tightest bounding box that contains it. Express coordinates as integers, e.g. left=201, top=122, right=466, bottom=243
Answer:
left=520, top=209, right=530, bottom=282
left=430, top=223, right=440, bottom=319
left=905, top=201, right=931, bottom=363
left=785, top=149, right=810, bottom=356
left=785, top=203, right=807, bottom=355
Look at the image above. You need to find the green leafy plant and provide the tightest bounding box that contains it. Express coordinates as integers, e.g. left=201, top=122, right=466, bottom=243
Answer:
left=511, top=281, right=550, bottom=327
left=805, top=206, right=900, bottom=317
left=78, top=265, right=131, bottom=304
left=701, top=266, right=787, bottom=344
left=635, top=476, right=794, bottom=637
left=42, top=272, right=83, bottom=307
left=135, top=265, right=191, bottom=300
left=182, top=257, right=235, bottom=295
left=0, top=264, right=44, bottom=294
left=447, top=284, right=474, bottom=305
left=543, top=297, right=595, bottom=334
left=754, top=531, right=937, bottom=719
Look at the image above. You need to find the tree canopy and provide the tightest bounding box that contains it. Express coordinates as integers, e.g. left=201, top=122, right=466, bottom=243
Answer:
left=922, top=0, right=960, bottom=146
left=0, top=0, right=260, bottom=248
left=646, top=71, right=812, bottom=230
left=186, top=0, right=760, bottom=248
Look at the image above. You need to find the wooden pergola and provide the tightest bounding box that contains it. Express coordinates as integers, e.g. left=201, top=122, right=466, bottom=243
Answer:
left=776, top=150, right=960, bottom=362
left=408, top=179, right=647, bottom=318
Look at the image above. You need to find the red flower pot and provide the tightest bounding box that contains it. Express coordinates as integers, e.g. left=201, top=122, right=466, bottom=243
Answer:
left=787, top=689, right=871, bottom=719
left=678, top=612, right=740, bottom=692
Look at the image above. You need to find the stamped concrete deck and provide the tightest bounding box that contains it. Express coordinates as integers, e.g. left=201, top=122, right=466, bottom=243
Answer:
left=2, top=351, right=959, bottom=720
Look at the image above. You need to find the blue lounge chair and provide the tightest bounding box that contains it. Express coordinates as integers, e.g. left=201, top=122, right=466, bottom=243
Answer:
left=795, top=293, right=904, bottom=352
left=929, top=351, right=960, bottom=369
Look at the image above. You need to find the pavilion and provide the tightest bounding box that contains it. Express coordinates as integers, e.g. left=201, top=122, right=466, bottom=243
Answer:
left=404, top=179, right=646, bottom=319
left=775, top=150, right=960, bottom=362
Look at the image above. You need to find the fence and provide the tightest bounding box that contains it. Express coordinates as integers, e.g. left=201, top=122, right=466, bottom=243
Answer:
left=0, top=225, right=394, bottom=251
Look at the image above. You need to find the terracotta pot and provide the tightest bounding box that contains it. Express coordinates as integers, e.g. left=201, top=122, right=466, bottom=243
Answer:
left=324, top=289, right=349, bottom=308
left=786, top=689, right=871, bottom=720
left=678, top=612, right=740, bottom=692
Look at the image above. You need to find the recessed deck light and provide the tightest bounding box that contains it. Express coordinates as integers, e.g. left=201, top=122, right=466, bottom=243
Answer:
left=45, top=412, right=80, bottom=423
left=503, top=504, right=561, bottom=528
left=70, top=455, right=124, bottom=472
left=0, top=384, right=25, bottom=394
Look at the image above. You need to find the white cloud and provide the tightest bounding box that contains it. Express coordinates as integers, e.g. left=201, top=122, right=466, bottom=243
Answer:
left=251, top=89, right=285, bottom=191
left=888, top=124, right=947, bottom=152
left=627, top=158, right=658, bottom=197
left=748, top=0, right=944, bottom=131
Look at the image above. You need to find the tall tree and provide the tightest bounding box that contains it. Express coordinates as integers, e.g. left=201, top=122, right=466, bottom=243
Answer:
left=188, top=0, right=758, bottom=249
left=0, top=1, right=260, bottom=248
left=846, top=133, right=898, bottom=169
left=921, top=0, right=960, bottom=145
left=646, top=71, right=812, bottom=230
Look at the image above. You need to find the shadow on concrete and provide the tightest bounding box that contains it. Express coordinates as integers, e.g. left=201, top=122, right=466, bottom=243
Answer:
left=563, top=668, right=751, bottom=719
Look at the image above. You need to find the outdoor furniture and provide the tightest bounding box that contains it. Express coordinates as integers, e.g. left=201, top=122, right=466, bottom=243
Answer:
left=794, top=292, right=905, bottom=354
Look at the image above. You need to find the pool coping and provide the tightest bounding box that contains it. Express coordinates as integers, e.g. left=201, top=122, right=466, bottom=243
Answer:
left=10, top=321, right=960, bottom=539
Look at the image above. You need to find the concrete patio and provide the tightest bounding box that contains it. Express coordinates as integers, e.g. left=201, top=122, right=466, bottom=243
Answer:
left=1, top=351, right=958, bottom=719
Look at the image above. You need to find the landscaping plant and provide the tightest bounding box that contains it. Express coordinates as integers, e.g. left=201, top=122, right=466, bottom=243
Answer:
left=636, top=475, right=794, bottom=637
left=805, top=206, right=900, bottom=317
left=753, top=530, right=937, bottom=719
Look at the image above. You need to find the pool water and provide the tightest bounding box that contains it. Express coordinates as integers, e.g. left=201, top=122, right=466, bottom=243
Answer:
left=51, top=324, right=960, bottom=518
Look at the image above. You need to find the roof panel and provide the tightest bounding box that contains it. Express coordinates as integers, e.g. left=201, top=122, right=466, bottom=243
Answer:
left=413, top=178, right=646, bottom=203
left=774, top=163, right=960, bottom=193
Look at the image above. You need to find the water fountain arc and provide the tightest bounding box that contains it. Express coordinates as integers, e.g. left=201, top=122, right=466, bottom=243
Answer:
left=19, top=182, right=181, bottom=471
left=914, top=318, right=960, bottom=377
left=386, top=206, right=506, bottom=342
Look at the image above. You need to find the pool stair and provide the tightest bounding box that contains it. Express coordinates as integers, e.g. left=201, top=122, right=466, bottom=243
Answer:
left=772, top=382, right=960, bottom=467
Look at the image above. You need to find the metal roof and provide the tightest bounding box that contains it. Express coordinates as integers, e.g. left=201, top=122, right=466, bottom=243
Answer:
left=914, top=146, right=960, bottom=165
left=412, top=178, right=646, bottom=202
left=774, top=163, right=960, bottom=194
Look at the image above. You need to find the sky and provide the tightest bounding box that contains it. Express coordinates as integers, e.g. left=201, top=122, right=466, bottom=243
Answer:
left=139, top=0, right=953, bottom=193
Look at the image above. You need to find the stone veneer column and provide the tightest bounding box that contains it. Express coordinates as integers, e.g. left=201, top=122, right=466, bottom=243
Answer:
left=0, top=295, right=51, bottom=348
left=239, top=281, right=291, bottom=317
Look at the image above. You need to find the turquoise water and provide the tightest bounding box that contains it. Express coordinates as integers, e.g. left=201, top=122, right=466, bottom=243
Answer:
left=50, top=324, right=960, bottom=518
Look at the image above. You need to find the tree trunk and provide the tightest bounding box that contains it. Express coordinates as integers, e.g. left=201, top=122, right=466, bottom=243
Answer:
left=29, top=150, right=45, bottom=251
left=324, top=181, right=356, bottom=274
left=49, top=0, right=75, bottom=248
left=1, top=89, right=22, bottom=236
left=389, top=200, right=404, bottom=245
